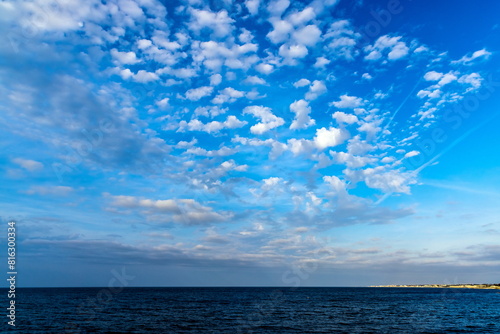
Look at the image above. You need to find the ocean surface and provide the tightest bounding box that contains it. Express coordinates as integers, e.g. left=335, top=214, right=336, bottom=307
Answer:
left=4, top=287, right=500, bottom=333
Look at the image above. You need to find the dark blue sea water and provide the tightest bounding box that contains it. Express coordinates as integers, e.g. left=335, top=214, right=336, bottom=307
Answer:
left=3, top=287, right=500, bottom=333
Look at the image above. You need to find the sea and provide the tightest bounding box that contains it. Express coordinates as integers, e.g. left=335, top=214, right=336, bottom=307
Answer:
left=4, top=287, right=500, bottom=333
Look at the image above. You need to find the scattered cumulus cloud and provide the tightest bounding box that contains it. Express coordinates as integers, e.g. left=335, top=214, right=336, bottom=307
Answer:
left=289, top=99, right=315, bottom=129
left=244, top=105, right=285, bottom=134
left=12, top=158, right=43, bottom=172
left=305, top=80, right=327, bottom=100
left=185, top=86, right=214, bottom=101
left=314, top=127, right=349, bottom=149
left=108, top=195, right=232, bottom=225
left=293, top=78, right=311, bottom=88
left=178, top=116, right=247, bottom=134
left=332, top=111, right=358, bottom=124
left=364, top=35, right=409, bottom=61
left=451, top=49, right=492, bottom=65
left=331, top=95, right=363, bottom=108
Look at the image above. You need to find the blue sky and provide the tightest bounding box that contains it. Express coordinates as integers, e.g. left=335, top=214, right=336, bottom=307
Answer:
left=1, top=0, right=500, bottom=287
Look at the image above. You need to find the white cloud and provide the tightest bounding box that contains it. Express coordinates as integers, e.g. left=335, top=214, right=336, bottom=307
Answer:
left=239, top=28, right=254, bottom=43
left=314, top=127, right=349, bottom=149
left=306, top=192, right=322, bottom=207
left=244, top=105, right=285, bottom=134
left=381, top=156, right=395, bottom=164
left=361, top=73, right=372, bottom=80
left=224, top=115, right=248, bottom=128
left=267, top=19, right=293, bottom=44
left=357, top=121, right=381, bottom=138
left=347, top=136, right=374, bottom=155
left=388, top=42, right=409, bottom=60
left=305, top=80, right=327, bottom=100
left=328, top=37, right=358, bottom=60
left=289, top=99, right=315, bottom=130
left=293, top=78, right=311, bottom=88
left=151, top=33, right=181, bottom=51
left=194, top=106, right=227, bottom=118
left=161, top=67, right=198, bottom=79
left=13, top=158, right=43, bottom=171
left=414, top=45, right=429, bottom=53
left=210, top=73, right=222, bottom=86
left=324, top=20, right=360, bottom=60
left=111, top=49, right=140, bottom=65
left=185, top=86, right=214, bottom=101
left=437, top=73, right=457, bottom=86
left=245, top=0, right=260, bottom=15
left=267, top=0, right=290, bottom=17
left=188, top=8, right=235, bottom=38
left=119, top=69, right=134, bottom=80
left=246, top=89, right=267, bottom=100
left=364, top=35, right=409, bottom=61
left=178, top=116, right=246, bottom=133
left=109, top=195, right=231, bottom=225
left=365, top=50, right=382, bottom=61
left=175, top=138, right=197, bottom=149
left=331, top=151, right=373, bottom=169
left=262, top=177, right=284, bottom=190
left=0, top=0, right=97, bottom=32
left=314, top=57, right=330, bottom=68
left=118, top=0, right=144, bottom=18
left=452, top=49, right=492, bottom=65
left=332, top=111, right=358, bottom=124
left=233, top=136, right=287, bottom=159
left=156, top=98, right=170, bottom=109
left=323, top=175, right=348, bottom=197
left=416, top=88, right=441, bottom=99
left=356, top=168, right=416, bottom=194
left=458, top=73, right=482, bottom=88
left=288, top=6, right=315, bottom=25
left=192, top=40, right=259, bottom=72
left=404, top=150, right=420, bottom=158
left=255, top=63, right=274, bottom=75
left=292, top=24, right=322, bottom=47
left=212, top=87, right=245, bottom=104
left=243, top=75, right=267, bottom=85
left=424, top=71, right=443, bottom=81
left=331, top=95, right=363, bottom=108
left=186, top=146, right=235, bottom=157
left=220, top=159, right=248, bottom=172
left=279, top=43, right=308, bottom=59
left=165, top=79, right=182, bottom=86
left=374, top=91, right=387, bottom=99
left=134, top=70, right=158, bottom=83
left=287, top=138, right=315, bottom=156
left=137, top=39, right=152, bottom=49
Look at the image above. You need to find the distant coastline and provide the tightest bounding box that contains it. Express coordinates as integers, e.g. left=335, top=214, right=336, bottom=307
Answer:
left=371, top=284, right=500, bottom=289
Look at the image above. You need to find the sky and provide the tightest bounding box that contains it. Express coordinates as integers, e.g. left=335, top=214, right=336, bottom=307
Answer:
left=1, top=0, right=500, bottom=287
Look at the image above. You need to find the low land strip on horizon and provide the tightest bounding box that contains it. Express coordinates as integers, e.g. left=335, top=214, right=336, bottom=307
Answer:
left=371, top=284, right=500, bottom=289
